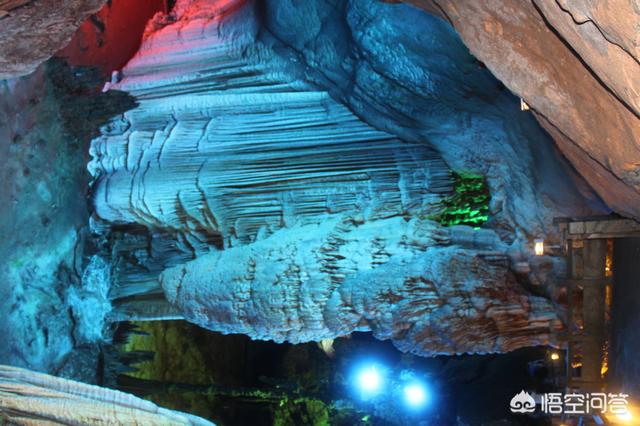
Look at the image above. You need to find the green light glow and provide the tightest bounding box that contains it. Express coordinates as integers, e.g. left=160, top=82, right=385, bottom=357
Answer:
left=433, top=172, right=490, bottom=227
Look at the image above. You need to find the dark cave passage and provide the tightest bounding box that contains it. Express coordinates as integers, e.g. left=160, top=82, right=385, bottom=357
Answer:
left=111, top=321, right=552, bottom=425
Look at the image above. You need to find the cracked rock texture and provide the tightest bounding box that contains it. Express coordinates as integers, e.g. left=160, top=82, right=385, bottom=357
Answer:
left=405, top=0, right=640, bottom=219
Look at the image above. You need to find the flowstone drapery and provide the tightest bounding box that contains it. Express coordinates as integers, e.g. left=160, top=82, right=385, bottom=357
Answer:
left=88, top=0, right=566, bottom=356
left=160, top=219, right=560, bottom=355
left=88, top=0, right=452, bottom=249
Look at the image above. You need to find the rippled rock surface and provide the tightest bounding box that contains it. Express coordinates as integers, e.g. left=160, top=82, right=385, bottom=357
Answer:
left=88, top=0, right=603, bottom=356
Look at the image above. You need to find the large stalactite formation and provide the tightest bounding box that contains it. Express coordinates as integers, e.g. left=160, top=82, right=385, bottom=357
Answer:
left=0, top=0, right=636, bottom=215
left=160, top=220, right=560, bottom=355
left=85, top=0, right=585, bottom=356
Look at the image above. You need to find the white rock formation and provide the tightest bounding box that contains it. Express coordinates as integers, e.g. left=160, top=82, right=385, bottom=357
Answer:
left=160, top=218, right=560, bottom=355
left=0, top=364, right=215, bottom=425
left=89, top=0, right=451, bottom=251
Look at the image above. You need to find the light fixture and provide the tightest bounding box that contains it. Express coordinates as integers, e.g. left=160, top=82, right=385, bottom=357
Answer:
left=534, top=239, right=544, bottom=256
left=354, top=364, right=384, bottom=397
left=606, top=405, right=635, bottom=424
left=550, top=352, right=560, bottom=361
left=403, top=382, right=430, bottom=409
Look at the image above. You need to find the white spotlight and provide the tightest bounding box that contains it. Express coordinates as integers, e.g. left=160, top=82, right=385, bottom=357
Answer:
left=356, top=365, right=382, bottom=394
left=404, top=383, right=429, bottom=408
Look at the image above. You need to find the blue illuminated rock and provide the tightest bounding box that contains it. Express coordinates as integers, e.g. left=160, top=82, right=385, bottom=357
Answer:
left=160, top=219, right=560, bottom=354
left=89, top=0, right=452, bottom=250
left=88, top=0, right=602, bottom=355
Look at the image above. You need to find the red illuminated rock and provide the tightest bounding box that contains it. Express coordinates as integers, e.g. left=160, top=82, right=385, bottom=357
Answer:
left=91, top=0, right=564, bottom=356
left=58, top=0, right=167, bottom=77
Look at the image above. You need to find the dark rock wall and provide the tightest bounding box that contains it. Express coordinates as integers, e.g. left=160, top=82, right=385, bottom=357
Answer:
left=0, top=65, right=76, bottom=372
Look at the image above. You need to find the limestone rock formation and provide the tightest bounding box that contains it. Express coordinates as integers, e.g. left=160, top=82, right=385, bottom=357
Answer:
left=88, top=0, right=453, bottom=250
left=161, top=219, right=560, bottom=355
left=404, top=0, right=640, bottom=219
left=87, top=0, right=602, bottom=356
left=0, top=0, right=634, bottom=222
left=260, top=0, right=606, bottom=239
left=0, top=364, right=215, bottom=425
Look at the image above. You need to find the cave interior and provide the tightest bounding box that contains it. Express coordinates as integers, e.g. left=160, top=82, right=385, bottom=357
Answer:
left=0, top=0, right=639, bottom=425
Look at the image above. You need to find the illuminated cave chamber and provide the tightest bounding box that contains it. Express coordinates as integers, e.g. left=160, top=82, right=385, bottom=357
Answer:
left=3, top=0, right=637, bottom=424
left=87, top=0, right=605, bottom=358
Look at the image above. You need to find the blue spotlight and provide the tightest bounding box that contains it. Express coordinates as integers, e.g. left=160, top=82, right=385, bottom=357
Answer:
left=354, top=364, right=384, bottom=397
left=403, top=382, right=430, bottom=409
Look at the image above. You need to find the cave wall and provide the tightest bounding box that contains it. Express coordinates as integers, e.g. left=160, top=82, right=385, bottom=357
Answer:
left=0, top=61, right=135, bottom=374
left=58, top=0, right=167, bottom=77
left=404, top=0, right=640, bottom=220
left=0, top=66, right=76, bottom=372
left=259, top=0, right=607, bottom=239
left=0, top=0, right=106, bottom=79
